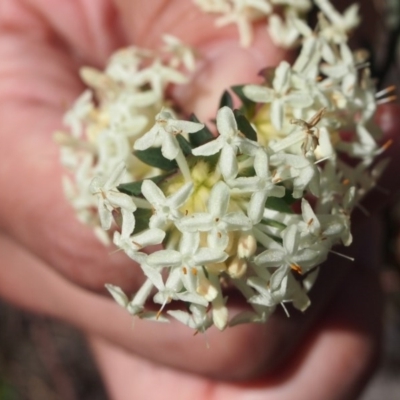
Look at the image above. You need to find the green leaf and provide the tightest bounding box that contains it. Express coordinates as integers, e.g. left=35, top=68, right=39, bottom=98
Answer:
left=176, top=134, right=192, bottom=156
left=231, top=85, right=255, bottom=109
left=219, top=90, right=233, bottom=109
left=234, top=110, right=257, bottom=142
left=133, top=208, right=153, bottom=234
left=134, top=147, right=177, bottom=171
left=118, top=174, right=169, bottom=196
left=0, top=380, right=18, bottom=400
left=188, top=114, right=214, bottom=147
left=265, top=190, right=294, bottom=214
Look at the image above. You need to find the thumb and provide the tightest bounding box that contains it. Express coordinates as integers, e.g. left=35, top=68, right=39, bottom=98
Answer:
left=173, top=28, right=288, bottom=121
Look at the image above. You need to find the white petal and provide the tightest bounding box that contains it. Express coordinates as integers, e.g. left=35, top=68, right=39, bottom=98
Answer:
left=219, top=145, right=238, bottom=179
left=161, top=133, right=180, bottom=160
left=273, top=61, right=291, bottom=93
left=141, top=264, right=165, bottom=290
left=179, top=232, right=200, bottom=255
left=142, top=180, right=166, bottom=205
left=270, top=99, right=284, bottom=131
left=255, top=248, right=286, bottom=266
left=98, top=202, right=112, bottom=230
left=105, top=284, right=129, bottom=308
left=253, top=149, right=269, bottom=178
left=134, top=228, right=165, bottom=247
left=285, top=92, right=313, bottom=108
left=223, top=212, right=253, bottom=231
left=243, top=85, right=275, bottom=103
left=168, top=182, right=193, bottom=208
left=120, top=209, right=136, bottom=239
left=248, top=191, right=268, bottom=224
left=216, top=106, right=237, bottom=138
left=193, top=248, right=227, bottom=265
left=147, top=250, right=182, bottom=267
left=208, top=181, right=230, bottom=217
left=168, top=119, right=204, bottom=134
left=283, top=225, right=298, bottom=255
left=107, top=192, right=137, bottom=211
left=134, top=125, right=159, bottom=150
left=178, top=213, right=213, bottom=232
left=105, top=161, right=127, bottom=189
left=191, top=136, right=223, bottom=156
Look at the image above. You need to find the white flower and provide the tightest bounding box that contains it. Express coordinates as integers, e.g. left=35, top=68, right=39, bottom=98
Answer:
left=333, top=186, right=356, bottom=246
left=105, top=47, right=151, bottom=86
left=320, top=43, right=358, bottom=96
left=134, top=109, right=204, bottom=160
left=228, top=277, right=272, bottom=325
left=215, top=0, right=273, bottom=47
left=132, top=59, right=188, bottom=97
left=168, top=304, right=213, bottom=332
left=254, top=224, right=324, bottom=274
left=267, top=9, right=300, bottom=49
left=147, top=232, right=227, bottom=297
left=162, top=34, right=196, bottom=71
left=192, top=106, right=258, bottom=179
left=105, top=280, right=169, bottom=321
left=298, top=198, right=343, bottom=246
left=228, top=149, right=285, bottom=223
left=243, top=61, right=313, bottom=130
left=178, top=181, right=253, bottom=249
left=90, top=162, right=137, bottom=238
left=248, top=269, right=311, bottom=312
left=113, top=229, right=165, bottom=263
left=315, top=0, right=360, bottom=44
left=336, top=124, right=381, bottom=164
left=63, top=90, right=93, bottom=138
left=141, top=265, right=209, bottom=319
left=270, top=153, right=320, bottom=198
left=141, top=180, right=193, bottom=229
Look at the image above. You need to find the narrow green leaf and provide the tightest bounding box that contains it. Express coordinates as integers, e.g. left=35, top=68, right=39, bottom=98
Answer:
left=134, top=147, right=177, bottom=171
left=176, top=134, right=192, bottom=156
left=234, top=110, right=257, bottom=142
left=188, top=114, right=214, bottom=147
left=219, top=90, right=233, bottom=109
left=265, top=191, right=294, bottom=214
left=118, top=174, right=169, bottom=196
left=231, top=85, right=255, bottom=108
left=133, top=208, right=153, bottom=234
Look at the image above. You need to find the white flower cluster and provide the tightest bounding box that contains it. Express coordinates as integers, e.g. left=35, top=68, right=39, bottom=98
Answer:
left=193, top=0, right=345, bottom=48
left=56, top=0, right=393, bottom=333
left=55, top=36, right=196, bottom=244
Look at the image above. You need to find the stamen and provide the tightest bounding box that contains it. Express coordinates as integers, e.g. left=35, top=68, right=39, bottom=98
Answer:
left=356, top=203, right=370, bottom=216
left=329, top=249, right=354, bottom=262
left=375, top=85, right=396, bottom=98
left=314, top=155, right=332, bottom=165
left=290, top=263, right=303, bottom=274
left=382, top=139, right=393, bottom=151
left=280, top=302, right=290, bottom=318
left=377, top=95, right=397, bottom=105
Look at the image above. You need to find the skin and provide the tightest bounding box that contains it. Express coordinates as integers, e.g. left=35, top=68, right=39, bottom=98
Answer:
left=0, top=0, right=399, bottom=398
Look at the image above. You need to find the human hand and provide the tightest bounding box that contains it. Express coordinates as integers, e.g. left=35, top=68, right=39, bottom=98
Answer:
left=0, top=1, right=398, bottom=398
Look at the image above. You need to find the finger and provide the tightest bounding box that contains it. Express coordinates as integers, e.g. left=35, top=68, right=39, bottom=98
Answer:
left=112, top=0, right=288, bottom=120
left=0, top=0, right=127, bottom=67
left=0, top=2, right=137, bottom=290
left=89, top=260, right=381, bottom=400
left=0, top=213, right=379, bottom=382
